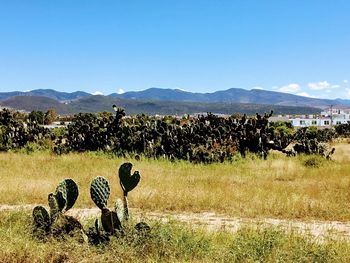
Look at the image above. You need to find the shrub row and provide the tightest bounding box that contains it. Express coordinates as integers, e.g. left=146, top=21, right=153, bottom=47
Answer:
left=0, top=107, right=340, bottom=162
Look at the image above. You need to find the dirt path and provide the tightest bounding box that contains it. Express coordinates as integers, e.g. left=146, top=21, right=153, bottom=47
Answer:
left=1, top=204, right=350, bottom=241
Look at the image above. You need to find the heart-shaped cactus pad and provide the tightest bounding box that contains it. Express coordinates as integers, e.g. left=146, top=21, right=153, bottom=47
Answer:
left=118, top=162, right=140, bottom=193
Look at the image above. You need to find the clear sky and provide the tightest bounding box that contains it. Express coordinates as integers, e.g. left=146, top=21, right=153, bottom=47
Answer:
left=0, top=0, right=349, bottom=99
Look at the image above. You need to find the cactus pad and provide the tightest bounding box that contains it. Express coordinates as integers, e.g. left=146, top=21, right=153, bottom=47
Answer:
left=32, top=206, right=50, bottom=228
left=54, top=191, right=66, bottom=212
left=114, top=198, right=125, bottom=223
left=55, top=178, right=79, bottom=211
left=48, top=193, right=60, bottom=221
left=90, top=176, right=110, bottom=210
left=101, top=208, right=121, bottom=234
left=119, top=162, right=140, bottom=193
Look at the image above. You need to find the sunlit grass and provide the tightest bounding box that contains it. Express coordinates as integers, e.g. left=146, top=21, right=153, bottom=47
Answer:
left=1, top=211, right=349, bottom=262
left=1, top=143, right=350, bottom=221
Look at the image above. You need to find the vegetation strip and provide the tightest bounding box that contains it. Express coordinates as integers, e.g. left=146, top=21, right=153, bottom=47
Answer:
left=2, top=204, right=350, bottom=241
left=2, top=106, right=345, bottom=163
left=2, top=210, right=350, bottom=262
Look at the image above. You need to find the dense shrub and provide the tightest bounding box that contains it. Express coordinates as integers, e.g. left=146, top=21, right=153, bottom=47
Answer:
left=335, top=123, right=350, bottom=137
left=54, top=110, right=282, bottom=162
left=0, top=108, right=54, bottom=151
left=291, top=127, right=335, bottom=158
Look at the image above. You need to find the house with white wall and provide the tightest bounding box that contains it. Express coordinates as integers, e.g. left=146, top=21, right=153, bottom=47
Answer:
left=290, top=108, right=350, bottom=127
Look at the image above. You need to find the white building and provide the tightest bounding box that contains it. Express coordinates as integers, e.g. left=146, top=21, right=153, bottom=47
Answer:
left=290, top=108, right=350, bottom=127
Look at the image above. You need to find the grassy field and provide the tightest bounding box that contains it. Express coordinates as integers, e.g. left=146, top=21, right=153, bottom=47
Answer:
left=0, top=143, right=350, bottom=221
left=1, top=210, right=350, bottom=263
left=1, top=143, right=350, bottom=262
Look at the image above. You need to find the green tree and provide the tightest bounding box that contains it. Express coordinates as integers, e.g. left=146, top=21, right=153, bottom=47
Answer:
left=44, top=108, right=57, bottom=125
left=28, top=110, right=45, bottom=124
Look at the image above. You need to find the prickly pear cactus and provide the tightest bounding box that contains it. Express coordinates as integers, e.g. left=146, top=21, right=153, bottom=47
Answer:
left=86, top=164, right=149, bottom=243
left=32, top=178, right=82, bottom=241
left=90, top=176, right=110, bottom=210
left=119, top=162, right=140, bottom=194
left=32, top=206, right=50, bottom=229
left=54, top=191, right=66, bottom=212
left=55, top=178, right=79, bottom=211
left=101, top=208, right=121, bottom=234
left=86, top=218, right=110, bottom=245
left=48, top=193, right=60, bottom=221
left=114, top=198, right=125, bottom=223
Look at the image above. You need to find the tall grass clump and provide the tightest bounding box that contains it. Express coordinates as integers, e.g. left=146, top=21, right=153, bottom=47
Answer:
left=227, top=227, right=349, bottom=262
left=302, top=155, right=326, bottom=168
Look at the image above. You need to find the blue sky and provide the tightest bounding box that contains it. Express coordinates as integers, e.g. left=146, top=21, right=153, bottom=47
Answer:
left=0, top=0, right=349, bottom=99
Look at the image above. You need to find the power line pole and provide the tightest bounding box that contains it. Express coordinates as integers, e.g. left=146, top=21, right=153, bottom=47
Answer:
left=330, top=105, right=333, bottom=128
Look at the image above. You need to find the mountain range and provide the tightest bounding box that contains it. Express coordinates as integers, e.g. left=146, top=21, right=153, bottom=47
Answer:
left=1, top=87, right=349, bottom=108
left=110, top=88, right=350, bottom=108
left=0, top=95, right=320, bottom=116
left=0, top=87, right=349, bottom=115
left=0, top=89, right=90, bottom=102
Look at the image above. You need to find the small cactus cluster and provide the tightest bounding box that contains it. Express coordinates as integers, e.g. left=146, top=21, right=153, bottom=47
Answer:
left=32, top=179, right=84, bottom=240
left=88, top=162, right=149, bottom=244
left=33, top=163, right=150, bottom=245
left=32, top=162, right=148, bottom=245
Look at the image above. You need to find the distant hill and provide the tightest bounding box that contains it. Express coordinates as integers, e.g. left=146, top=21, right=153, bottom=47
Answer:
left=1, top=96, right=70, bottom=114
left=110, top=88, right=207, bottom=102
left=1, top=95, right=321, bottom=116
left=111, top=87, right=345, bottom=108
left=334, top=98, right=350, bottom=106
left=1, top=88, right=349, bottom=108
left=0, top=89, right=90, bottom=102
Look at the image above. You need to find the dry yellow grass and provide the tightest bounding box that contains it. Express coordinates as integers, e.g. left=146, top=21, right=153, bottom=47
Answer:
left=1, top=143, right=350, bottom=221
left=2, top=211, right=350, bottom=263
